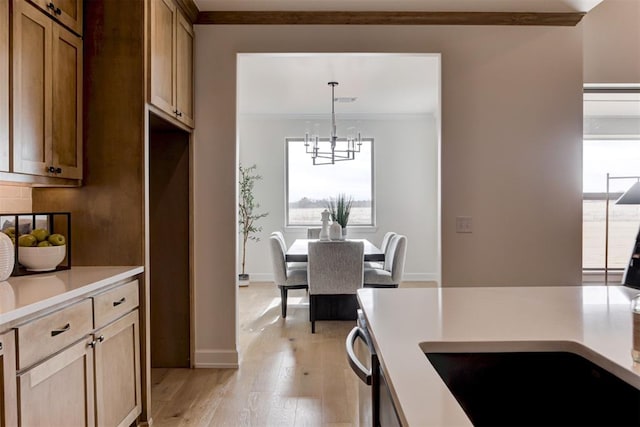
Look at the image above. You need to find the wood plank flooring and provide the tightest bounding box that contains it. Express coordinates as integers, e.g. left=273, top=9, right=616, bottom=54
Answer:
left=151, top=281, right=436, bottom=426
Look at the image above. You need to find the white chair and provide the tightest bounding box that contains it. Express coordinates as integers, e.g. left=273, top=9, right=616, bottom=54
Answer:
left=269, top=236, right=308, bottom=318
left=307, top=228, right=321, bottom=239
left=364, top=235, right=407, bottom=288
left=307, top=241, right=364, bottom=333
left=271, top=231, right=307, bottom=269
left=365, top=231, right=397, bottom=269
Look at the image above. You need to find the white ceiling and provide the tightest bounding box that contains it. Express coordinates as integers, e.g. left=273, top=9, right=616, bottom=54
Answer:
left=195, top=0, right=603, bottom=13
left=237, top=54, right=440, bottom=116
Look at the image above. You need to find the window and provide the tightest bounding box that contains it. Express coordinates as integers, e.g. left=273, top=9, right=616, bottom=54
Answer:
left=286, top=138, right=374, bottom=226
left=583, top=90, right=640, bottom=271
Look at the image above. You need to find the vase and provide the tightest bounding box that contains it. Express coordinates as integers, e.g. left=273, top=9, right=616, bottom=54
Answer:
left=342, top=226, right=347, bottom=239
left=329, top=221, right=342, bottom=241
left=0, top=232, right=14, bottom=281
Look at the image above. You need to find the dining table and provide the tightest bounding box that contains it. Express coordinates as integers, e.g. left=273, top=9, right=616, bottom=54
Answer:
left=285, top=238, right=384, bottom=262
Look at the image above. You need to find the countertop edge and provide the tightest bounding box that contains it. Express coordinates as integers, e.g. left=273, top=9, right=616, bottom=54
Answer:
left=0, top=266, right=144, bottom=328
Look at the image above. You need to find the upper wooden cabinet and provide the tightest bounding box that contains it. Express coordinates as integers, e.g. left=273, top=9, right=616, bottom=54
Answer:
left=12, top=0, right=82, bottom=180
left=149, top=0, right=194, bottom=128
left=0, top=0, right=8, bottom=172
left=27, top=0, right=82, bottom=36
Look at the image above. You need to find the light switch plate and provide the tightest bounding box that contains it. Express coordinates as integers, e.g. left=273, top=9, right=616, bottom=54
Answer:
left=456, top=216, right=472, bottom=233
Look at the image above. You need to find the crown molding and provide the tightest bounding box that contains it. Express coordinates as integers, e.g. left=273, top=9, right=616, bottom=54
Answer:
left=196, top=11, right=585, bottom=26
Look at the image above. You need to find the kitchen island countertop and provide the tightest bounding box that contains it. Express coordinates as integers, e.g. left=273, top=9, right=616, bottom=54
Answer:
left=357, top=285, right=640, bottom=426
left=0, top=266, right=144, bottom=327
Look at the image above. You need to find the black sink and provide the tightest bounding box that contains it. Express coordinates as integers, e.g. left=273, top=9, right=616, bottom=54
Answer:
left=425, top=351, right=640, bottom=426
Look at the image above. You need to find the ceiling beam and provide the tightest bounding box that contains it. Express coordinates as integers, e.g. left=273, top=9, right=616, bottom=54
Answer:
left=195, top=11, right=586, bottom=26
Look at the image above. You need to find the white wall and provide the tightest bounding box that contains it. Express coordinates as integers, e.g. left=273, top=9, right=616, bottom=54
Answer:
left=238, top=114, right=439, bottom=282
left=193, top=24, right=583, bottom=367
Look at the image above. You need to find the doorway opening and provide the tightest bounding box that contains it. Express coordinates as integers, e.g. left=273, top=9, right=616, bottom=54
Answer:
left=236, top=53, right=442, bottom=287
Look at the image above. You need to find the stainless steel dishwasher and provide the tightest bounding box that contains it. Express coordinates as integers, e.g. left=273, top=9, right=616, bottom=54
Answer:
left=347, top=309, right=402, bottom=427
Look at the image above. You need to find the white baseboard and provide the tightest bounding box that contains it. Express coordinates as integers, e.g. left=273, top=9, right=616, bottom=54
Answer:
left=249, top=272, right=439, bottom=282
left=403, top=273, right=440, bottom=282
left=193, top=349, right=239, bottom=368
left=248, top=273, right=273, bottom=282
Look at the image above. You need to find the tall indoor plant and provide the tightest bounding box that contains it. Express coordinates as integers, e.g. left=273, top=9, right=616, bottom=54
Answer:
left=238, top=164, right=268, bottom=284
left=327, top=193, right=353, bottom=236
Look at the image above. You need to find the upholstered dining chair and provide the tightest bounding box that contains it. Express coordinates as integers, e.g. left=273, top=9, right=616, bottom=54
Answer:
left=271, top=231, right=306, bottom=269
left=364, top=234, right=407, bottom=288
left=307, top=228, right=321, bottom=239
left=365, top=231, right=397, bottom=269
left=269, top=236, right=308, bottom=318
left=307, top=241, right=364, bottom=333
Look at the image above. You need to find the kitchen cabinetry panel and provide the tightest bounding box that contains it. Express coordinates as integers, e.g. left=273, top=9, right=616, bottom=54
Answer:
left=12, top=0, right=82, bottom=181
left=94, top=310, right=141, bottom=427
left=16, top=298, right=93, bottom=370
left=12, top=0, right=52, bottom=176
left=18, top=338, right=95, bottom=427
left=175, top=10, right=194, bottom=127
left=52, top=22, right=82, bottom=179
left=28, top=0, right=82, bottom=36
left=0, top=331, right=17, bottom=427
left=149, top=0, right=194, bottom=128
left=0, top=0, right=8, bottom=172
left=150, top=0, right=176, bottom=115
left=94, top=279, right=139, bottom=327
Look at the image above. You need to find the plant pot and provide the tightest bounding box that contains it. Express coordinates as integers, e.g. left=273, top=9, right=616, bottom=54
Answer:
left=238, top=273, right=250, bottom=287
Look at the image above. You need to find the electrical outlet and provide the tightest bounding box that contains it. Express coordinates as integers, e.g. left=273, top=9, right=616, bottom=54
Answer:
left=456, top=216, right=472, bottom=233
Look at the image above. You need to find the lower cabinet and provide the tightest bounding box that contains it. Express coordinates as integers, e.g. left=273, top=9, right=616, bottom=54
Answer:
left=0, top=331, right=17, bottom=427
left=18, top=339, right=95, bottom=426
left=94, top=310, right=141, bottom=427
left=12, top=279, right=142, bottom=427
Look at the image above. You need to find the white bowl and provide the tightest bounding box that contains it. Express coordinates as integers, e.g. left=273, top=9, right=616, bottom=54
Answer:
left=18, top=245, right=66, bottom=272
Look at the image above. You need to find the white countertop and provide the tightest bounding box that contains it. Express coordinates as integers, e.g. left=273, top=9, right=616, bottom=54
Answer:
left=0, top=266, right=144, bottom=326
left=357, top=286, right=640, bottom=426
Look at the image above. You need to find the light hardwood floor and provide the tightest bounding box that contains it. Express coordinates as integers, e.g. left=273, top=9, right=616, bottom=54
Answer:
left=151, top=281, right=436, bottom=426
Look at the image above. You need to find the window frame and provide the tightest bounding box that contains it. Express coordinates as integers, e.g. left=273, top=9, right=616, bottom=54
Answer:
left=284, top=137, right=376, bottom=228
left=582, top=86, right=640, bottom=273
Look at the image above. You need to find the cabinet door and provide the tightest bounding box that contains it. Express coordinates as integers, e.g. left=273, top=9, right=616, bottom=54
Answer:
left=18, top=339, right=95, bottom=427
left=175, top=10, right=194, bottom=128
left=94, top=310, right=141, bottom=427
left=28, top=0, right=82, bottom=35
left=12, top=0, right=53, bottom=177
left=0, top=0, right=8, bottom=172
left=150, top=0, right=177, bottom=115
left=0, top=331, right=17, bottom=427
left=52, top=22, right=82, bottom=179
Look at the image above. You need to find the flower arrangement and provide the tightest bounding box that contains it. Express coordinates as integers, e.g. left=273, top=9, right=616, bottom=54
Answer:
left=326, top=194, right=353, bottom=229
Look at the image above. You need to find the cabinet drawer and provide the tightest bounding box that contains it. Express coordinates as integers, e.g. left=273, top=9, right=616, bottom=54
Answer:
left=17, top=299, right=92, bottom=369
left=93, top=280, right=139, bottom=328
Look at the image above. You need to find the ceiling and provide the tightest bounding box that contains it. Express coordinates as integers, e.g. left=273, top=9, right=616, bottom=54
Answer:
left=237, top=54, right=440, bottom=116
left=230, top=1, right=607, bottom=117
left=194, top=0, right=603, bottom=13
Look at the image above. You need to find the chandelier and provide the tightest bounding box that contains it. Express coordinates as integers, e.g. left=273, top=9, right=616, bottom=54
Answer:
left=304, top=82, right=364, bottom=165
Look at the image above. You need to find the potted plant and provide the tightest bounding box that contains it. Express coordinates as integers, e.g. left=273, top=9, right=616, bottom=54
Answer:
left=327, top=194, right=353, bottom=238
left=238, top=164, right=268, bottom=286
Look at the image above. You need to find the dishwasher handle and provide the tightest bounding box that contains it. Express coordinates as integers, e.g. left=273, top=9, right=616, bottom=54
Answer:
left=346, top=326, right=373, bottom=385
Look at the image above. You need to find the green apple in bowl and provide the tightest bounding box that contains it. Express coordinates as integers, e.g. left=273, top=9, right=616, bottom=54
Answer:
left=48, top=234, right=66, bottom=246
left=31, top=228, right=50, bottom=242
left=18, top=234, right=37, bottom=247
left=37, top=241, right=52, bottom=247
